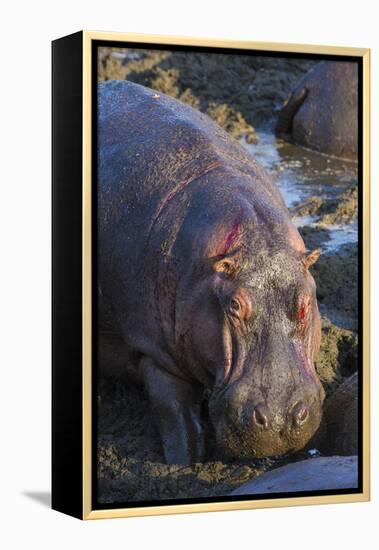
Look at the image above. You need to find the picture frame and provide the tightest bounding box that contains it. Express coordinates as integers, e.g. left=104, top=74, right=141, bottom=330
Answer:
left=52, top=30, right=370, bottom=520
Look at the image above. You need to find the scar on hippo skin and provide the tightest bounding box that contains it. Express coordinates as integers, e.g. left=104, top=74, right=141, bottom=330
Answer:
left=148, top=160, right=224, bottom=239
left=210, top=212, right=247, bottom=277
left=222, top=210, right=245, bottom=255
left=296, top=295, right=312, bottom=337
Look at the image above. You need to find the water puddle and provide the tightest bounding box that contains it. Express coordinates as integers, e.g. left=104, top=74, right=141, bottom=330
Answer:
left=322, top=222, right=358, bottom=252
left=243, top=132, right=358, bottom=253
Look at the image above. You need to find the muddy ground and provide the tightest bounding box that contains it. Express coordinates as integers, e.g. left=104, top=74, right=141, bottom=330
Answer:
left=97, top=49, right=359, bottom=504
left=98, top=47, right=317, bottom=137
left=296, top=187, right=358, bottom=331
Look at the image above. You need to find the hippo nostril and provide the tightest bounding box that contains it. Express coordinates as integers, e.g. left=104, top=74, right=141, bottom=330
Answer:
left=252, top=404, right=269, bottom=429
left=291, top=401, right=309, bottom=428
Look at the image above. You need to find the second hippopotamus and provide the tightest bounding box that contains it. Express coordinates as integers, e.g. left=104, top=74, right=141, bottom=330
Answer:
left=98, top=80, right=325, bottom=465
left=276, top=61, right=358, bottom=160
left=313, top=372, right=358, bottom=456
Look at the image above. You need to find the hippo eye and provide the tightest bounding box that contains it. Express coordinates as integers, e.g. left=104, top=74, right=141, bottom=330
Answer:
left=229, top=298, right=241, bottom=315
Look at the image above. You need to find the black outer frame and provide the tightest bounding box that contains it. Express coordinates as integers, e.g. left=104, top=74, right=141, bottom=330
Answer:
left=52, top=31, right=83, bottom=519
left=52, top=31, right=364, bottom=520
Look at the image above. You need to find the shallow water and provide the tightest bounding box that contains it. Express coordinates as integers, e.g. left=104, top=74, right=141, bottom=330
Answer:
left=243, top=132, right=358, bottom=253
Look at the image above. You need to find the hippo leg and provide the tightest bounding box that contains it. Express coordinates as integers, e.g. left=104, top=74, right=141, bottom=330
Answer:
left=140, top=356, right=205, bottom=465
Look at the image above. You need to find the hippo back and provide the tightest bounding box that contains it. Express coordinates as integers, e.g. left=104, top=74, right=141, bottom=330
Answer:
left=98, top=80, right=285, bottom=246
left=97, top=81, right=289, bottom=335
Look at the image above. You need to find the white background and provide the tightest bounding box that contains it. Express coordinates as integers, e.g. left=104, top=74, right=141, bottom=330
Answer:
left=1, top=0, right=377, bottom=548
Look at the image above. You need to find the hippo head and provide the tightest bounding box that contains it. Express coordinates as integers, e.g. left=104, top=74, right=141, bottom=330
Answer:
left=180, top=209, right=325, bottom=459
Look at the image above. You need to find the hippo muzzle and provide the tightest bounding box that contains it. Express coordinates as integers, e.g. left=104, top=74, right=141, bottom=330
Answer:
left=209, top=375, right=324, bottom=459
left=208, top=315, right=325, bottom=459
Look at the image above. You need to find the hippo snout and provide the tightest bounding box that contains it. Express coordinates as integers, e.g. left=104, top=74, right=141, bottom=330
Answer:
left=210, top=385, right=324, bottom=459
left=252, top=401, right=309, bottom=431
left=290, top=401, right=309, bottom=427
left=252, top=401, right=309, bottom=430
left=252, top=404, right=269, bottom=429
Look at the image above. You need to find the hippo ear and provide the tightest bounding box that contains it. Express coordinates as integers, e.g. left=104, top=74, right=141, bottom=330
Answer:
left=302, top=249, right=321, bottom=270
left=213, top=256, right=238, bottom=277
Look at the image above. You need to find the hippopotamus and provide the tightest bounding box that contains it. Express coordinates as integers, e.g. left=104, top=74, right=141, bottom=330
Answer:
left=98, top=80, right=325, bottom=465
left=313, top=373, right=358, bottom=456
left=276, top=61, right=358, bottom=160
left=231, top=456, right=358, bottom=495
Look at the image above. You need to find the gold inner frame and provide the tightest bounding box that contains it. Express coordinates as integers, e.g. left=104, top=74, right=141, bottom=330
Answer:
left=82, top=31, right=370, bottom=520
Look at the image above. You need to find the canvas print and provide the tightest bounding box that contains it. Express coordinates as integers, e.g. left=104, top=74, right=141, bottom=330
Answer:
left=95, top=45, right=360, bottom=506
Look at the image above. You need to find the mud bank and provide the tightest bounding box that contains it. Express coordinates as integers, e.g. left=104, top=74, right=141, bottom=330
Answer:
left=311, top=243, right=358, bottom=331
left=315, top=319, right=358, bottom=396
left=293, top=186, right=358, bottom=225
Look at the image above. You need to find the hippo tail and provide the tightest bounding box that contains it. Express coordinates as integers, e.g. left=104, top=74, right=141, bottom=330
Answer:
left=275, top=86, right=308, bottom=138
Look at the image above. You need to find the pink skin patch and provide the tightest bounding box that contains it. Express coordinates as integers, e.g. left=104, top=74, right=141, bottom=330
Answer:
left=221, top=210, right=244, bottom=255
left=297, top=297, right=311, bottom=338
left=299, top=303, right=307, bottom=322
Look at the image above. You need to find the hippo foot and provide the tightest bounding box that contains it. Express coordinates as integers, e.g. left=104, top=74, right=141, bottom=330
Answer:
left=141, top=356, right=205, bottom=465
